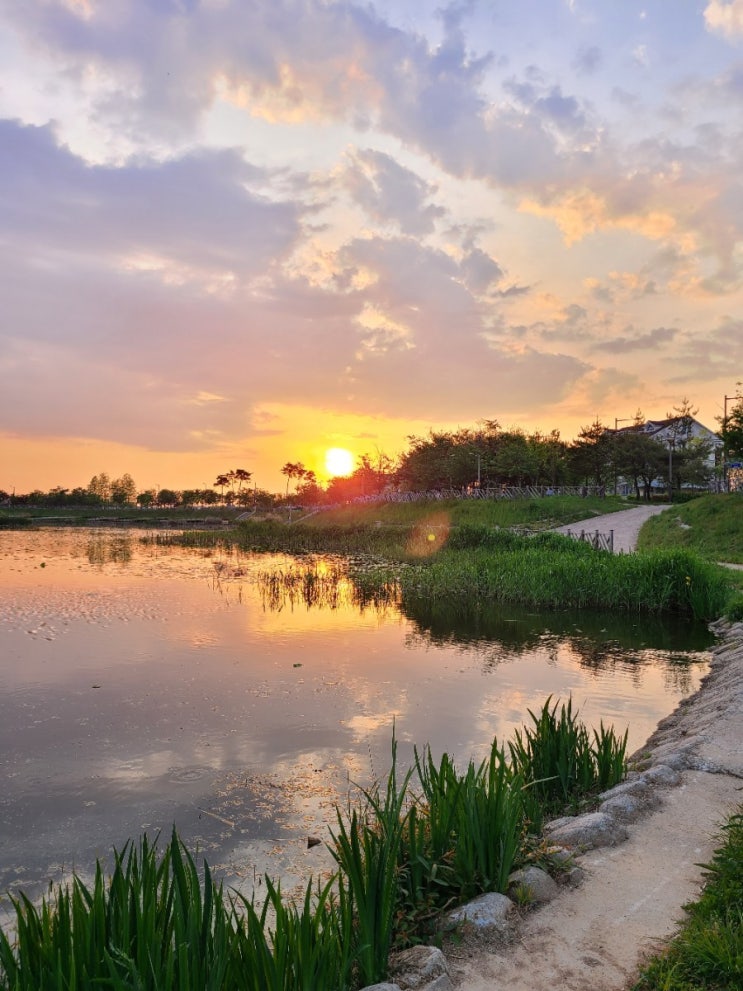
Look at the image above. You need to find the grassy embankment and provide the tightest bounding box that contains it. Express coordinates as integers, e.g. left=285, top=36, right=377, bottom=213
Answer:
left=158, top=494, right=741, bottom=621
left=0, top=699, right=628, bottom=990
left=637, top=492, right=743, bottom=564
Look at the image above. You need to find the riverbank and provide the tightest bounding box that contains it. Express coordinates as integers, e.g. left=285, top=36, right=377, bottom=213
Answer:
left=450, top=616, right=743, bottom=991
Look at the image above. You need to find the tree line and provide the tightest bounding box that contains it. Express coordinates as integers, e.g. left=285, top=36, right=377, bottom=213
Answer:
left=3, top=395, right=742, bottom=509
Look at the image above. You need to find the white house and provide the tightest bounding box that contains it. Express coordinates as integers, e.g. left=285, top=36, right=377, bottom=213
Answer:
left=612, top=416, right=722, bottom=494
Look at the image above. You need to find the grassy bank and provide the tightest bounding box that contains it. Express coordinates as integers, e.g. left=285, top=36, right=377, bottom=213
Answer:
left=632, top=805, right=743, bottom=990
left=637, top=493, right=743, bottom=564
left=150, top=496, right=739, bottom=621
left=394, top=533, right=731, bottom=620
left=0, top=700, right=626, bottom=990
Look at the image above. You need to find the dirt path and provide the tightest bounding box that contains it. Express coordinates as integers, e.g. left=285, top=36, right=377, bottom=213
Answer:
left=552, top=504, right=670, bottom=553
left=449, top=512, right=743, bottom=991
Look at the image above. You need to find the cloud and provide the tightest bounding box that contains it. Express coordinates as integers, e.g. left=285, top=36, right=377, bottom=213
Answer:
left=705, top=1, right=743, bottom=40
left=592, top=326, right=677, bottom=354
left=342, top=148, right=446, bottom=235
left=0, top=120, right=305, bottom=280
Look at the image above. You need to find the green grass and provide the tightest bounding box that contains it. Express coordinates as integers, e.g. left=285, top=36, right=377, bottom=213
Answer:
left=632, top=808, right=743, bottom=990
left=301, top=494, right=628, bottom=530
left=395, top=538, right=732, bottom=620
left=637, top=494, right=743, bottom=564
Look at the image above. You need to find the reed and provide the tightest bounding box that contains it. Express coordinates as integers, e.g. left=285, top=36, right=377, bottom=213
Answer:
left=396, top=544, right=731, bottom=619
left=0, top=829, right=234, bottom=990
left=508, top=697, right=627, bottom=812
left=329, top=734, right=412, bottom=986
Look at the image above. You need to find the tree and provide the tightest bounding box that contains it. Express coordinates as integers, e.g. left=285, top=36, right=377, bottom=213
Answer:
left=88, top=473, right=111, bottom=502
left=137, top=490, right=156, bottom=508
left=232, top=468, right=252, bottom=492
left=611, top=431, right=667, bottom=500
left=111, top=473, right=137, bottom=505
left=281, top=462, right=307, bottom=497
left=156, top=488, right=179, bottom=507
left=569, top=419, right=612, bottom=487
left=214, top=474, right=231, bottom=503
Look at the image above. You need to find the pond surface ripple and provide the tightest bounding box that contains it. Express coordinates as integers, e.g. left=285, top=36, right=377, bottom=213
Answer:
left=0, top=528, right=713, bottom=903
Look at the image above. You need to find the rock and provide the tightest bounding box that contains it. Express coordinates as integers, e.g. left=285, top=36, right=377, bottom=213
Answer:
left=360, top=985, right=402, bottom=991
left=600, top=792, right=645, bottom=822
left=507, top=866, right=560, bottom=904
left=446, top=891, right=514, bottom=930
left=388, top=945, right=451, bottom=989
left=545, top=811, right=629, bottom=850
left=599, top=776, right=653, bottom=801
left=642, top=763, right=682, bottom=787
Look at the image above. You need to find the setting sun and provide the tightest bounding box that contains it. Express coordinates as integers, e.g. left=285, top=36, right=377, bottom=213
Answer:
left=325, top=447, right=354, bottom=477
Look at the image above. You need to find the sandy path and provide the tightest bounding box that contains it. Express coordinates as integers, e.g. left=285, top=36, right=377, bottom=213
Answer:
left=449, top=509, right=743, bottom=991
left=551, top=504, right=670, bottom=553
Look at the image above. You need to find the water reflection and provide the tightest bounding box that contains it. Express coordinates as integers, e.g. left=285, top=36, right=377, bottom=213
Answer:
left=86, top=534, right=133, bottom=567
left=0, top=528, right=714, bottom=908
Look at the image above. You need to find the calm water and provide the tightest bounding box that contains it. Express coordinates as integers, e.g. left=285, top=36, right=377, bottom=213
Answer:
left=0, top=528, right=713, bottom=902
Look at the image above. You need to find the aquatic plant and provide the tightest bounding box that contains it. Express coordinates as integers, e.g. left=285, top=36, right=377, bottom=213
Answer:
left=508, top=696, right=627, bottom=813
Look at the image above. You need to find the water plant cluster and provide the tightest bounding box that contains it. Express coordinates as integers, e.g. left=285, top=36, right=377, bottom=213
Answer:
left=0, top=699, right=627, bottom=990
left=396, top=527, right=731, bottom=620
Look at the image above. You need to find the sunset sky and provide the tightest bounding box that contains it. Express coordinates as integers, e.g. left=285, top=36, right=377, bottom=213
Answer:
left=2, top=1, right=743, bottom=495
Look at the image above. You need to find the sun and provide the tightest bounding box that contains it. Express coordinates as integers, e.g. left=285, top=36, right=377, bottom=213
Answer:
left=325, top=447, right=354, bottom=477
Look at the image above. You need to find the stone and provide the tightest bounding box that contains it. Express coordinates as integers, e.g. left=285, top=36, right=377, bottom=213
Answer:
left=446, top=891, right=514, bottom=930
left=507, top=866, right=560, bottom=904
left=388, top=945, right=450, bottom=989
left=642, top=763, right=682, bottom=787
left=600, top=792, right=645, bottom=822
left=545, top=811, right=629, bottom=850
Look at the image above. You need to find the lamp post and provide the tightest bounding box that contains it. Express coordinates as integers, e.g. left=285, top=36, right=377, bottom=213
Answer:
left=613, top=418, right=632, bottom=495
left=723, top=390, right=742, bottom=492
left=667, top=439, right=674, bottom=502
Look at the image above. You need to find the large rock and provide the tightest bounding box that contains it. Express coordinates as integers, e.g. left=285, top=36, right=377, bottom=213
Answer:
left=388, top=945, right=451, bottom=990
left=545, top=811, right=628, bottom=850
left=507, top=866, right=560, bottom=904
left=446, top=891, right=514, bottom=930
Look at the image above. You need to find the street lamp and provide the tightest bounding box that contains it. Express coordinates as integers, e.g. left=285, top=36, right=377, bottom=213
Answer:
left=613, top=418, right=632, bottom=495
left=723, top=388, right=742, bottom=492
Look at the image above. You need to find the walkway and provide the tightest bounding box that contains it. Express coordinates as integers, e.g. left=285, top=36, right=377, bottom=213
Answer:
left=552, top=504, right=670, bottom=553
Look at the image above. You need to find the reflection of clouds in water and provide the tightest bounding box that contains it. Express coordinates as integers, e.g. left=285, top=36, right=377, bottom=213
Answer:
left=0, top=527, right=714, bottom=910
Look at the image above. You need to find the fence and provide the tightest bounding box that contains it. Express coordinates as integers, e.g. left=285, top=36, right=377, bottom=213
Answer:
left=352, top=485, right=602, bottom=505
left=562, top=528, right=614, bottom=552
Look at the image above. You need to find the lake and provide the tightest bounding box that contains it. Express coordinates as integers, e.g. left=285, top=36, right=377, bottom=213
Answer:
left=0, top=527, right=713, bottom=904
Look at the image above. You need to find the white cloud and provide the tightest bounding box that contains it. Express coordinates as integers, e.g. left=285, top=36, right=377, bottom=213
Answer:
left=705, top=1, right=743, bottom=40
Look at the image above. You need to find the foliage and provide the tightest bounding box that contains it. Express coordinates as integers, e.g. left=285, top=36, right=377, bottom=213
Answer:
left=569, top=418, right=613, bottom=487
left=395, top=540, right=731, bottom=620
left=396, top=422, right=571, bottom=491
left=508, top=697, right=627, bottom=815
left=633, top=808, right=743, bottom=990
left=329, top=735, right=412, bottom=986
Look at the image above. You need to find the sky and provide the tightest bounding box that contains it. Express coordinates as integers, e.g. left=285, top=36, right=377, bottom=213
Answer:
left=2, top=0, right=743, bottom=495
